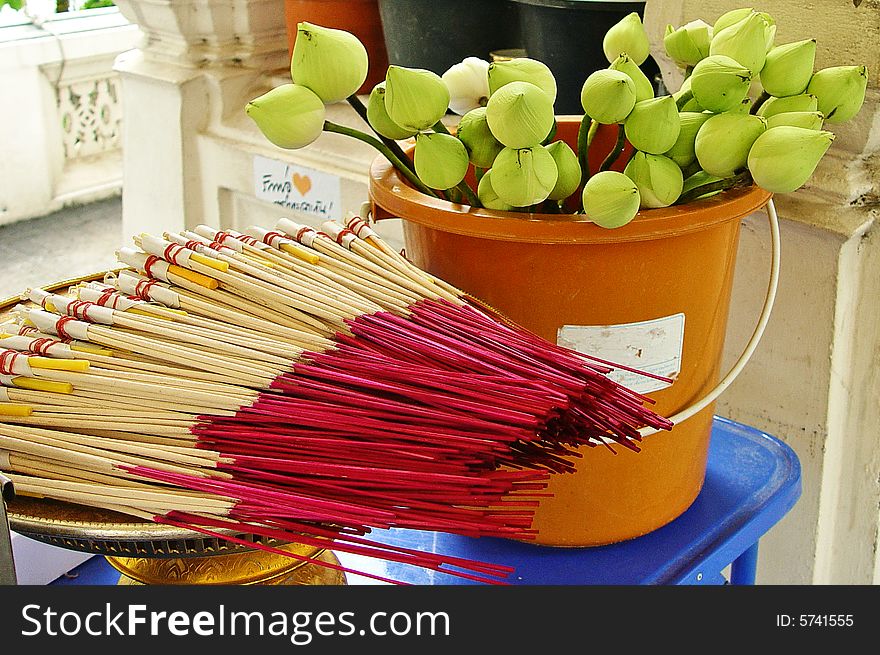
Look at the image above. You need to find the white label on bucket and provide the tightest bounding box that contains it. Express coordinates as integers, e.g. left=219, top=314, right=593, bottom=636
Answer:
left=253, top=155, right=341, bottom=221
left=557, top=313, right=685, bottom=395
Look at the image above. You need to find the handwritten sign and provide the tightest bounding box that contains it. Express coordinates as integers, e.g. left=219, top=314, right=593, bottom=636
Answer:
left=253, top=155, right=342, bottom=221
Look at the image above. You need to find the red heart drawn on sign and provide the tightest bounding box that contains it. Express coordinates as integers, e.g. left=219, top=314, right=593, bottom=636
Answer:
left=292, top=173, right=312, bottom=196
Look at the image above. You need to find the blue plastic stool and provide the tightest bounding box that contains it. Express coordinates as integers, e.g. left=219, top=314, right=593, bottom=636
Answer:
left=53, top=417, right=801, bottom=586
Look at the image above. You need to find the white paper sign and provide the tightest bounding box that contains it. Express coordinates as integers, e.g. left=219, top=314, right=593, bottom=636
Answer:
left=253, top=155, right=342, bottom=221
left=557, top=313, right=685, bottom=395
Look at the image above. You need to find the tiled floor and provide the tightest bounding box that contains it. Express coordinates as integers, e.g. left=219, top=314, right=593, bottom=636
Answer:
left=0, top=197, right=123, bottom=301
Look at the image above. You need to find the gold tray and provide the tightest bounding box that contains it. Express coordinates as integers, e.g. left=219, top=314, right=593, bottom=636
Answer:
left=1, top=271, right=345, bottom=584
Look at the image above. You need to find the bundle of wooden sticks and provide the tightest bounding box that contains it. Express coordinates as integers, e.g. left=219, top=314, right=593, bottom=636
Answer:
left=0, top=215, right=671, bottom=583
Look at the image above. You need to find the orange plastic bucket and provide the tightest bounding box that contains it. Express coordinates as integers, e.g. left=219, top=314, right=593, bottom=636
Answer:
left=369, top=118, right=772, bottom=546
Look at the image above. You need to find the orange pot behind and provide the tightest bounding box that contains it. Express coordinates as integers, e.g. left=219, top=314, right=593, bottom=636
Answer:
left=370, top=119, right=771, bottom=546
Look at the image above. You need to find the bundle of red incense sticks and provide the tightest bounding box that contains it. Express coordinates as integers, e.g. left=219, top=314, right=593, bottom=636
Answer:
left=0, top=214, right=671, bottom=583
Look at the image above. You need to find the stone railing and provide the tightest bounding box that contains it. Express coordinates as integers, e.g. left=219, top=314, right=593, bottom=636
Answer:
left=0, top=8, right=140, bottom=227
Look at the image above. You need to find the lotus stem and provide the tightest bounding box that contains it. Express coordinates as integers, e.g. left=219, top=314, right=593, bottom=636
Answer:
left=346, top=94, right=415, bottom=171
left=750, top=90, right=771, bottom=115
left=578, top=116, right=599, bottom=184
left=599, top=124, right=626, bottom=172
left=675, top=170, right=753, bottom=204
left=323, top=121, right=440, bottom=199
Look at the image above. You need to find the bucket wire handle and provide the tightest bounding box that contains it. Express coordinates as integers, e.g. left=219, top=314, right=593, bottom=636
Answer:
left=639, top=197, right=781, bottom=437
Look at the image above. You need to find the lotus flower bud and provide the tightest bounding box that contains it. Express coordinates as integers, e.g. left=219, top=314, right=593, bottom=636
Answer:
left=545, top=141, right=581, bottom=201
left=664, top=111, right=712, bottom=168
left=603, top=12, right=650, bottom=65
left=477, top=170, right=515, bottom=211
left=384, top=66, right=450, bottom=132
left=488, top=58, right=558, bottom=103
left=456, top=107, right=504, bottom=168
left=485, top=81, right=555, bottom=149
left=681, top=170, right=723, bottom=198
left=582, top=171, right=641, bottom=229
left=695, top=113, right=766, bottom=178
left=291, top=22, right=368, bottom=104
left=580, top=69, right=637, bottom=124
left=414, top=132, right=469, bottom=190
left=442, top=57, right=490, bottom=116
left=366, top=82, right=417, bottom=140
left=490, top=145, right=558, bottom=207
left=713, top=7, right=753, bottom=34
left=757, top=93, right=819, bottom=118
left=624, top=96, right=681, bottom=155
left=759, top=39, right=816, bottom=97
left=246, top=84, right=326, bottom=149
left=664, top=20, right=713, bottom=68
left=747, top=126, right=834, bottom=193
left=689, top=54, right=752, bottom=112
left=609, top=53, right=655, bottom=102
left=807, top=65, right=869, bottom=124
left=758, top=11, right=776, bottom=52
left=766, top=111, right=824, bottom=130
left=624, top=152, right=684, bottom=208
left=709, top=11, right=768, bottom=74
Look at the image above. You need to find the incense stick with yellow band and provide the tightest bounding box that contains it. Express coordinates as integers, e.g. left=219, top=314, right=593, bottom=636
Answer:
left=177, top=229, right=375, bottom=312
left=134, top=234, right=351, bottom=331
left=110, top=261, right=330, bottom=339
left=244, top=226, right=420, bottom=311
left=14, top=305, right=281, bottom=389
left=161, top=232, right=381, bottom=319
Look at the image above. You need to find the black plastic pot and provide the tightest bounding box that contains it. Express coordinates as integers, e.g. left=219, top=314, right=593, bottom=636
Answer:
left=378, top=0, right=522, bottom=74
left=511, top=0, right=660, bottom=114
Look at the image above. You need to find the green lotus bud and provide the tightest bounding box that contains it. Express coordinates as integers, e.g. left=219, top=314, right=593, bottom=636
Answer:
left=757, top=12, right=778, bottom=51
left=414, top=132, right=469, bottom=190
left=477, top=170, right=515, bottom=211
left=456, top=107, right=504, bottom=168
left=442, top=57, right=490, bottom=116
left=681, top=170, right=723, bottom=199
left=582, top=171, right=641, bottom=229
left=490, top=145, right=558, bottom=207
left=290, top=22, right=368, bottom=104
left=624, top=152, right=684, bottom=208
left=384, top=66, right=450, bottom=132
left=695, top=113, right=766, bottom=178
left=488, top=58, right=558, bottom=103
left=760, top=39, right=816, bottom=97
left=807, top=65, right=869, bottom=124
left=757, top=93, right=818, bottom=118
left=709, top=11, right=768, bottom=74
left=664, top=20, right=713, bottom=68
left=664, top=111, right=712, bottom=168
left=245, top=84, right=326, bottom=149
left=545, top=141, right=581, bottom=201
left=580, top=69, right=637, bottom=124
left=747, top=126, right=834, bottom=193
left=603, top=12, right=650, bottom=65
left=766, top=111, right=824, bottom=130
left=609, top=53, right=655, bottom=102
left=624, top=96, right=681, bottom=155
left=713, top=7, right=753, bottom=34
left=366, top=82, right=417, bottom=140
left=689, top=54, right=752, bottom=112
left=485, top=81, right=555, bottom=149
